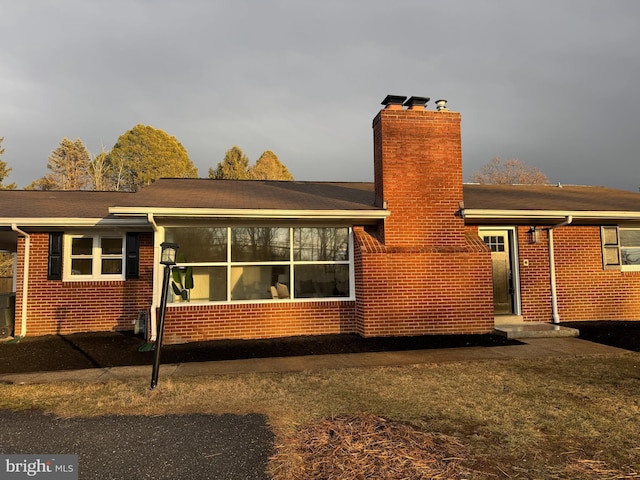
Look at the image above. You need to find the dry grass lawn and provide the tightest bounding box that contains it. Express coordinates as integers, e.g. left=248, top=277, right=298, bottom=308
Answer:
left=1, top=353, right=640, bottom=478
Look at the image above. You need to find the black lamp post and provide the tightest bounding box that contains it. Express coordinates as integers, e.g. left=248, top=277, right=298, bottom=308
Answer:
left=150, top=242, right=179, bottom=390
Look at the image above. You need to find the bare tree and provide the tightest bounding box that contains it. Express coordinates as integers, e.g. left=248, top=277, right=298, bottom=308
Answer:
left=469, top=157, right=549, bottom=185
left=87, top=146, right=110, bottom=191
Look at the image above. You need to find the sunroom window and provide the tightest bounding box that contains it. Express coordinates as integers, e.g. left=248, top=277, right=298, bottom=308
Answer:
left=164, top=226, right=352, bottom=303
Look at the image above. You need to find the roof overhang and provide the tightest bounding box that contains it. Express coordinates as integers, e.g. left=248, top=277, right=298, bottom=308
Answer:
left=0, top=217, right=153, bottom=229
left=109, top=207, right=389, bottom=223
left=464, top=209, right=640, bottom=224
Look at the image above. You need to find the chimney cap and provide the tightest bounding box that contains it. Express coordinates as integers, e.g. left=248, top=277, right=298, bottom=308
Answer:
left=435, top=99, right=448, bottom=111
left=404, top=96, right=430, bottom=109
left=381, top=95, right=407, bottom=108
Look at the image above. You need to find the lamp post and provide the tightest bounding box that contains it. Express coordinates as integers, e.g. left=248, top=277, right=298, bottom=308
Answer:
left=150, top=242, right=179, bottom=390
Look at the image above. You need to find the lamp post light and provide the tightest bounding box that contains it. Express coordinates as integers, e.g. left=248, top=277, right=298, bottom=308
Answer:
left=150, top=242, right=179, bottom=390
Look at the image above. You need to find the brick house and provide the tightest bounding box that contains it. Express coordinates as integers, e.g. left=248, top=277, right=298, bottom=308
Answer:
left=1, top=95, right=639, bottom=344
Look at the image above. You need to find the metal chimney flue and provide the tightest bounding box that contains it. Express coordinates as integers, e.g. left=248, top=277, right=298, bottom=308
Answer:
left=435, top=99, right=448, bottom=111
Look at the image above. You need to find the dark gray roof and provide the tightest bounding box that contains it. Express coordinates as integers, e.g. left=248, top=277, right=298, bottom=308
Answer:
left=115, top=179, right=378, bottom=211
left=3, top=181, right=640, bottom=225
left=463, top=184, right=640, bottom=212
left=0, top=190, right=133, bottom=219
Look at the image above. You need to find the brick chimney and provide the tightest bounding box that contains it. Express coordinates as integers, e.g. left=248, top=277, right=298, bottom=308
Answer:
left=373, top=95, right=465, bottom=247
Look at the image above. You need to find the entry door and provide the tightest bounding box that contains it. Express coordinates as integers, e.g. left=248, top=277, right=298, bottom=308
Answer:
left=482, top=230, right=514, bottom=315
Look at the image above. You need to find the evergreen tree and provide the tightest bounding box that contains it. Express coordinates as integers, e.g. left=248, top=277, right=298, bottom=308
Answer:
left=0, top=137, right=17, bottom=190
left=209, top=146, right=251, bottom=180
left=28, top=138, right=91, bottom=190
left=107, top=124, right=198, bottom=192
left=249, top=150, right=294, bottom=180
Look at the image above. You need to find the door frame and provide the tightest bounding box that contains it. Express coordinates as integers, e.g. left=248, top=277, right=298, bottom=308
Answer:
left=478, top=227, right=522, bottom=316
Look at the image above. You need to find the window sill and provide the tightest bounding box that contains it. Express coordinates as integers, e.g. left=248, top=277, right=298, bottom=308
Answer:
left=167, top=297, right=355, bottom=306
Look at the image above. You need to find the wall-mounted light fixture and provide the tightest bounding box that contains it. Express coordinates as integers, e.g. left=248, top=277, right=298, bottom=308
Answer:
left=528, top=226, right=540, bottom=244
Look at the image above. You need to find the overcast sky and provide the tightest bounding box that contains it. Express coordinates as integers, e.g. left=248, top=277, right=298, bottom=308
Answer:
left=1, top=1, right=639, bottom=191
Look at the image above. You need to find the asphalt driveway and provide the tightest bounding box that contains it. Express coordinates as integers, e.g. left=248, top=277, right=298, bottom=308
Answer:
left=0, top=411, right=273, bottom=479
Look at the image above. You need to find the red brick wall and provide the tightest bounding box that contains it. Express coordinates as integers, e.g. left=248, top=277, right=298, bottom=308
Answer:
left=366, top=102, right=495, bottom=336
left=471, top=225, right=640, bottom=322
left=354, top=228, right=495, bottom=336
left=15, top=232, right=154, bottom=336
left=160, top=301, right=356, bottom=344
left=373, top=106, right=466, bottom=247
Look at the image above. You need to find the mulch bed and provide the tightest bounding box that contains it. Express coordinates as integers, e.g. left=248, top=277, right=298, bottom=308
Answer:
left=269, top=414, right=470, bottom=479
left=1, top=321, right=639, bottom=375
left=0, top=332, right=519, bottom=375
left=561, top=321, right=640, bottom=352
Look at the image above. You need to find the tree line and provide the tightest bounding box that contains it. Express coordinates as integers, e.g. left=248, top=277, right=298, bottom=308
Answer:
left=0, top=126, right=294, bottom=192
left=0, top=129, right=550, bottom=192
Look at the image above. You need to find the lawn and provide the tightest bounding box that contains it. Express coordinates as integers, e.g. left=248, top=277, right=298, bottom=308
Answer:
left=1, top=353, right=639, bottom=479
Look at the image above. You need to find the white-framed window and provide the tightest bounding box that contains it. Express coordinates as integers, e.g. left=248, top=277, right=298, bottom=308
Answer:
left=164, top=226, right=353, bottom=303
left=601, top=226, right=640, bottom=271
left=64, top=234, right=125, bottom=280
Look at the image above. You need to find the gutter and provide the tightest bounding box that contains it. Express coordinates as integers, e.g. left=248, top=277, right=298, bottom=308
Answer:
left=11, top=225, right=29, bottom=338
left=546, top=216, right=573, bottom=324
left=2, top=217, right=151, bottom=228
left=147, top=214, right=160, bottom=342
left=109, top=207, right=390, bottom=222
left=463, top=209, right=640, bottom=221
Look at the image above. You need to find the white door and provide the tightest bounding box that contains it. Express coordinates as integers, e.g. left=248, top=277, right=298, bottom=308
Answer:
left=481, top=229, right=515, bottom=315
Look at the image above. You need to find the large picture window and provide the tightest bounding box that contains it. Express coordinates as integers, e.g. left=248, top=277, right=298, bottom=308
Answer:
left=65, top=234, right=125, bottom=280
left=164, top=226, right=352, bottom=303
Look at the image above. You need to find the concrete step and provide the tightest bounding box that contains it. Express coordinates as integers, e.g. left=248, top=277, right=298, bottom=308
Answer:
left=495, top=323, right=580, bottom=339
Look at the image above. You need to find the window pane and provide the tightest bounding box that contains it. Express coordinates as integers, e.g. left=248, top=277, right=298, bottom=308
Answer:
left=294, top=264, right=350, bottom=298
left=294, top=228, right=349, bottom=261
left=231, top=228, right=289, bottom=262
left=102, top=258, right=123, bottom=274
left=72, top=237, right=93, bottom=255
left=71, top=258, right=92, bottom=275
left=165, top=227, right=227, bottom=262
left=101, top=237, right=123, bottom=255
left=483, top=235, right=505, bottom=253
left=620, top=230, right=640, bottom=247
left=170, top=266, right=227, bottom=302
left=621, top=248, right=640, bottom=265
left=230, top=265, right=289, bottom=300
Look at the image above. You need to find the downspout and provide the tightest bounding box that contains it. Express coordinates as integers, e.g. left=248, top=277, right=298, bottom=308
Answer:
left=11, top=225, right=30, bottom=338
left=147, top=213, right=160, bottom=342
left=546, top=216, right=573, bottom=324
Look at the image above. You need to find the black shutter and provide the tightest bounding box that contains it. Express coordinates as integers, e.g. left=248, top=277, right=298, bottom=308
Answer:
left=126, top=233, right=140, bottom=279
left=48, top=232, right=63, bottom=280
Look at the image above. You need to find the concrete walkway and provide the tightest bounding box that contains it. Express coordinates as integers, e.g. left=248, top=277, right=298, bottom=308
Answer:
left=0, top=337, right=630, bottom=385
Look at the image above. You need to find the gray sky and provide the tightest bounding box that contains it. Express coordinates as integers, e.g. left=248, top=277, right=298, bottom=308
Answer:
left=1, top=0, right=639, bottom=191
